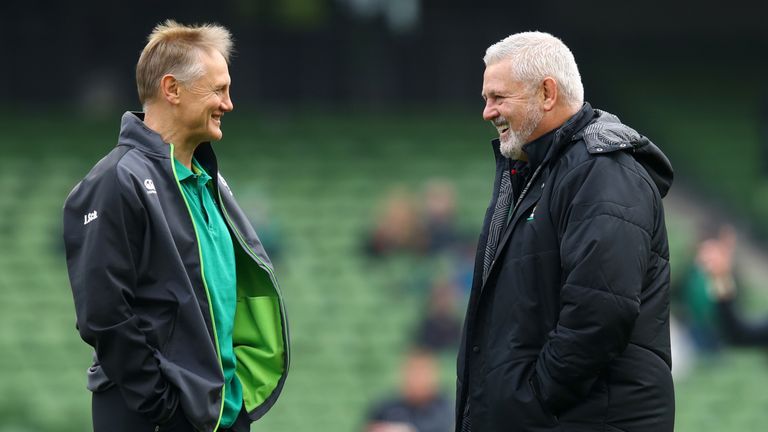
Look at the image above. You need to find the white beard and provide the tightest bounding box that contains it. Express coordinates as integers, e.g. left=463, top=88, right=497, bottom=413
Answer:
left=499, top=102, right=545, bottom=160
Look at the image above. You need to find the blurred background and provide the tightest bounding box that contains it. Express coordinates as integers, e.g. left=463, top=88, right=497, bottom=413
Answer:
left=2, top=0, right=768, bottom=431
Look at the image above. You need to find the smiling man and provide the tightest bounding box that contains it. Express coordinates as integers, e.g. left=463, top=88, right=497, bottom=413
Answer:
left=63, top=21, right=289, bottom=432
left=456, top=32, right=675, bottom=431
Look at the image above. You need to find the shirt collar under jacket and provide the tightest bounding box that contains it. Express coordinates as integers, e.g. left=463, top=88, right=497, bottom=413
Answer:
left=174, top=157, right=212, bottom=186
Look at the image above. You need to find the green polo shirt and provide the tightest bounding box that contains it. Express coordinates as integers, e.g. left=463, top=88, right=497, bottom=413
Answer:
left=174, top=157, right=242, bottom=428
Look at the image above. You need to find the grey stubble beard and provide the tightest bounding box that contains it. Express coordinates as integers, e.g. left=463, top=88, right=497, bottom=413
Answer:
left=499, top=102, right=544, bottom=160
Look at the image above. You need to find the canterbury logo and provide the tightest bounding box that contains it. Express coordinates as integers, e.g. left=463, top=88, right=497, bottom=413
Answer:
left=144, top=179, right=157, bottom=194
left=83, top=210, right=98, bottom=225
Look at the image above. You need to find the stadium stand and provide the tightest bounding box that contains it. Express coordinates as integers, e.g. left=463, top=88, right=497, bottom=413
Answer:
left=2, top=113, right=768, bottom=432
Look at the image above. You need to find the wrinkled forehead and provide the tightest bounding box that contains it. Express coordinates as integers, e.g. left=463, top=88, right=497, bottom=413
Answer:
left=482, top=60, right=526, bottom=95
left=198, top=49, right=231, bottom=83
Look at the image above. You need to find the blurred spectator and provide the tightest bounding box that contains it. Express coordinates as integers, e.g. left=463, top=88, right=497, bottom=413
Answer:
left=414, top=278, right=462, bottom=352
left=676, top=223, right=730, bottom=353
left=364, top=349, right=453, bottom=432
left=365, top=188, right=426, bottom=257
left=422, top=180, right=464, bottom=254
left=365, top=180, right=475, bottom=259
left=698, top=226, right=768, bottom=346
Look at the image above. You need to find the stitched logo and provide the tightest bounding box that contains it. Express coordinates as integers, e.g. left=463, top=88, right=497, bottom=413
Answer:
left=144, top=179, right=157, bottom=194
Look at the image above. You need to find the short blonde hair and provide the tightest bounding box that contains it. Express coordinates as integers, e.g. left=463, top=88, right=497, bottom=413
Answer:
left=136, top=20, right=233, bottom=106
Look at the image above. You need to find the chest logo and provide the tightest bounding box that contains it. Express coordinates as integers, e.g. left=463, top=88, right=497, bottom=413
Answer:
left=83, top=210, right=98, bottom=225
left=144, top=179, right=157, bottom=194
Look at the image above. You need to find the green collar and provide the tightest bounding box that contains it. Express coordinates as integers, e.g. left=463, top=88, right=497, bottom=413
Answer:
left=174, top=157, right=212, bottom=185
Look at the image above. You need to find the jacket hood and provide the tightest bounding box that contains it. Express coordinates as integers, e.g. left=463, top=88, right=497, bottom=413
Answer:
left=578, top=109, right=674, bottom=197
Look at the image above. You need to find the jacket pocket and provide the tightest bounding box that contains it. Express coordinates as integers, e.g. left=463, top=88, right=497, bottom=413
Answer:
left=483, top=359, right=560, bottom=430
left=556, top=375, right=609, bottom=425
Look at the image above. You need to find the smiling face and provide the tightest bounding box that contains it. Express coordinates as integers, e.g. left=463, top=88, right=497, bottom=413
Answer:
left=176, top=49, right=233, bottom=145
left=481, top=61, right=544, bottom=160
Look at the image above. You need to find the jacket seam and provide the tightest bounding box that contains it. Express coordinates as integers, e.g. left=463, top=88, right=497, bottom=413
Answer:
left=563, top=283, right=640, bottom=304
left=568, top=213, right=652, bottom=238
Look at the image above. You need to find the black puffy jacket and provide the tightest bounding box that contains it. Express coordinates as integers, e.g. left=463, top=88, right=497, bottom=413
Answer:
left=457, top=104, right=675, bottom=432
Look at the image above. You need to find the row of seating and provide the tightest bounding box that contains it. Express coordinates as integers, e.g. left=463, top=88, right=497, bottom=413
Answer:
left=1, top=115, right=767, bottom=431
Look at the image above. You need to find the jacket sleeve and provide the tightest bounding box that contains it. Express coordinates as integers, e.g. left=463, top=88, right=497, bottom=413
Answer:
left=63, top=165, right=178, bottom=424
left=532, top=156, right=655, bottom=413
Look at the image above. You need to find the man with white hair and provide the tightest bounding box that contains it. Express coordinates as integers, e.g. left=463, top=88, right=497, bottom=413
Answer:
left=456, top=31, right=675, bottom=431
left=63, top=20, right=289, bottom=432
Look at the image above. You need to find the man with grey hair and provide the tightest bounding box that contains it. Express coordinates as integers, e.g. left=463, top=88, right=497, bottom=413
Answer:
left=456, top=31, right=674, bottom=431
left=63, top=20, right=289, bottom=432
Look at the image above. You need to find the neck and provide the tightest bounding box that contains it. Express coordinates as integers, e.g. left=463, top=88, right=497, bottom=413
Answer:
left=143, top=105, right=197, bottom=169
left=171, top=142, right=197, bottom=170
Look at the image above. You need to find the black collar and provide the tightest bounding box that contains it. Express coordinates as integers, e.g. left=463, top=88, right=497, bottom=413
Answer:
left=118, top=111, right=171, bottom=158
left=526, top=103, right=596, bottom=171
left=521, top=126, right=557, bottom=173
left=118, top=111, right=220, bottom=181
left=489, top=103, right=597, bottom=171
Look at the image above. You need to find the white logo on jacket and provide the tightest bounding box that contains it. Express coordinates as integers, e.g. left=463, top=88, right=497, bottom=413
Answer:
left=219, top=175, right=233, bottom=196
left=144, top=179, right=157, bottom=194
left=83, top=210, right=98, bottom=225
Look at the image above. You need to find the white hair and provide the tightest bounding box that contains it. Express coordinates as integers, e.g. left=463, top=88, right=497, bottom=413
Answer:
left=484, top=31, right=584, bottom=108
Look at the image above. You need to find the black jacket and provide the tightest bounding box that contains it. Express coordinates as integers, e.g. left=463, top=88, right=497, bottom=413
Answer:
left=63, top=112, right=290, bottom=432
left=457, top=104, right=674, bottom=432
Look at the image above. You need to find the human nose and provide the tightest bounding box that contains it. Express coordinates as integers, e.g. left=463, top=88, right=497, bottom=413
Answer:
left=222, top=91, right=234, bottom=112
left=482, top=100, right=498, bottom=121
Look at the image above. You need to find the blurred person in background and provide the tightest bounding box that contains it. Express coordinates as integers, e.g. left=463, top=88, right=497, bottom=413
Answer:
left=674, top=221, right=732, bottom=353
left=364, top=187, right=427, bottom=257
left=365, top=349, right=454, bottom=432
left=422, top=179, right=466, bottom=254
left=414, top=278, right=463, bottom=353
left=698, top=225, right=768, bottom=346
left=457, top=32, right=675, bottom=431
left=62, top=20, right=289, bottom=432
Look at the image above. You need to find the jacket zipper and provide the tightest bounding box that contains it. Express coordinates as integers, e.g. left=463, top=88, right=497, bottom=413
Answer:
left=169, top=144, right=225, bottom=431
left=482, top=163, right=545, bottom=285
left=509, top=164, right=544, bottom=223
left=215, top=187, right=291, bottom=376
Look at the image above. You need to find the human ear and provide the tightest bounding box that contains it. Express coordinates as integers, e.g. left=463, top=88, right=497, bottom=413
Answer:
left=160, top=74, right=181, bottom=105
left=541, top=77, right=558, bottom=111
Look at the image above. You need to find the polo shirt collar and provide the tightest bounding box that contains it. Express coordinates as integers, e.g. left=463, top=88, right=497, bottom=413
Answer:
left=174, top=157, right=212, bottom=185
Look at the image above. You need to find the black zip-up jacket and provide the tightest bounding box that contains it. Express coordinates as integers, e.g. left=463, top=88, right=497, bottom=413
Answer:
left=63, top=112, right=290, bottom=432
left=457, top=104, right=675, bottom=432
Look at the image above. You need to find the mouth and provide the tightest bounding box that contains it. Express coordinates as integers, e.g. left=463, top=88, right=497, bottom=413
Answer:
left=211, top=114, right=222, bottom=125
left=492, top=117, right=509, bottom=137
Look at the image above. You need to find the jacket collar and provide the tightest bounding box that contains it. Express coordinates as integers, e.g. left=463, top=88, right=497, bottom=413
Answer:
left=490, top=102, right=597, bottom=169
left=546, top=102, right=597, bottom=162
left=118, top=111, right=171, bottom=158
left=520, top=127, right=556, bottom=174
left=118, top=111, right=220, bottom=181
